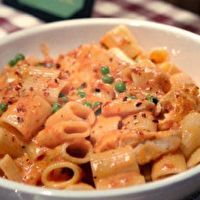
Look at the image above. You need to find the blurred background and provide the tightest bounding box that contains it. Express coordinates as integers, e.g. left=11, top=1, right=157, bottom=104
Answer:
left=0, top=0, right=200, bottom=38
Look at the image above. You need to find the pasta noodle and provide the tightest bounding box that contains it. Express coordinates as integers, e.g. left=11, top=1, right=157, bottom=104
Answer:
left=151, top=152, right=186, bottom=180
left=0, top=25, right=199, bottom=190
left=0, top=93, right=51, bottom=141
left=35, top=120, right=90, bottom=148
left=61, top=139, right=92, bottom=164
left=90, top=146, right=145, bottom=189
left=0, top=154, right=22, bottom=182
left=187, top=148, right=200, bottom=168
left=41, top=162, right=82, bottom=189
left=45, top=101, right=96, bottom=127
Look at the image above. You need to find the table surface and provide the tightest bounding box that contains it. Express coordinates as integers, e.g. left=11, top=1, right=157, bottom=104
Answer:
left=0, top=0, right=200, bottom=200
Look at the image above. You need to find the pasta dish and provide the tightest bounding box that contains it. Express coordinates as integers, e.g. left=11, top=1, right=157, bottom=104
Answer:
left=0, top=25, right=199, bottom=190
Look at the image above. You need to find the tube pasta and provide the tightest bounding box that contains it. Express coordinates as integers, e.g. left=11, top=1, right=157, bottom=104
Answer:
left=35, top=120, right=90, bottom=148
left=90, top=146, right=144, bottom=189
left=61, top=139, right=92, bottom=164
left=90, top=115, right=122, bottom=143
left=187, top=148, right=200, bottom=168
left=151, top=152, right=186, bottom=181
left=100, top=25, right=142, bottom=58
left=0, top=94, right=51, bottom=141
left=102, top=99, right=154, bottom=117
left=45, top=101, right=95, bottom=127
left=0, top=127, right=24, bottom=158
left=41, top=162, right=82, bottom=189
left=96, top=171, right=145, bottom=189
left=133, top=136, right=181, bottom=165
left=181, top=112, right=200, bottom=158
left=0, top=154, right=22, bottom=182
left=22, top=75, right=68, bottom=104
left=108, top=47, right=135, bottom=65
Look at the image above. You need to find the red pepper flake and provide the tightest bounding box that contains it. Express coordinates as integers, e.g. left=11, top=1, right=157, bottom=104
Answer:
left=16, top=104, right=26, bottom=113
left=141, top=113, right=146, bottom=118
left=135, top=102, right=142, bottom=107
left=17, top=116, right=24, bottom=123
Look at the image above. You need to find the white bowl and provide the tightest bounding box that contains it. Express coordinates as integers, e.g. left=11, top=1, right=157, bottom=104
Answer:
left=0, top=18, right=200, bottom=200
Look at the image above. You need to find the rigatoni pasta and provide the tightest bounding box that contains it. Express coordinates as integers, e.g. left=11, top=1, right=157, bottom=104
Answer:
left=0, top=25, right=199, bottom=190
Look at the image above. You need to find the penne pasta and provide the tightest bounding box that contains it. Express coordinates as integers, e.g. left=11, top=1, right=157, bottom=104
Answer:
left=45, top=101, right=96, bottom=127
left=0, top=154, right=22, bottom=182
left=61, top=139, right=92, bottom=164
left=41, top=162, right=82, bottom=189
left=133, top=136, right=181, bottom=165
left=187, top=148, right=200, bottom=168
left=90, top=146, right=144, bottom=189
left=35, top=120, right=90, bottom=148
left=101, top=25, right=142, bottom=58
left=0, top=93, right=51, bottom=141
left=0, top=127, right=24, bottom=158
left=181, top=112, right=200, bottom=158
left=102, top=99, right=155, bottom=117
left=151, top=152, right=187, bottom=180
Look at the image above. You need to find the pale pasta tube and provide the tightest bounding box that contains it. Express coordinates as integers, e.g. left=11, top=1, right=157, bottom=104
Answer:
left=22, top=76, right=67, bottom=104
left=96, top=171, right=145, bottom=189
left=90, top=146, right=144, bottom=189
left=25, top=142, right=48, bottom=161
left=61, top=139, right=92, bottom=164
left=181, top=112, right=200, bottom=158
left=151, top=152, right=186, bottom=181
left=29, top=66, right=60, bottom=79
left=170, top=72, right=195, bottom=89
left=108, top=47, right=135, bottom=65
left=94, top=130, right=156, bottom=153
left=159, top=62, right=180, bottom=75
left=102, top=99, right=154, bottom=117
left=122, top=111, right=157, bottom=131
left=45, top=101, right=95, bottom=127
left=66, top=183, right=94, bottom=190
left=90, top=115, right=122, bottom=143
left=100, top=25, right=142, bottom=58
left=0, top=127, right=24, bottom=158
left=91, top=146, right=140, bottom=178
left=41, top=162, right=82, bottom=189
left=0, top=94, right=51, bottom=141
left=134, top=136, right=181, bottom=165
left=187, top=148, right=200, bottom=168
left=0, top=154, right=22, bottom=182
left=35, top=120, right=90, bottom=148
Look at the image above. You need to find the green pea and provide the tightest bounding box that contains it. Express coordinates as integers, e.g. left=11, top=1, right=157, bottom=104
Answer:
left=101, top=66, right=110, bottom=75
left=8, top=53, right=25, bottom=67
left=83, top=102, right=92, bottom=108
left=115, top=81, right=126, bottom=93
left=15, top=53, right=25, bottom=62
left=0, top=103, right=7, bottom=114
left=146, top=94, right=159, bottom=104
left=77, top=90, right=86, bottom=98
left=102, top=75, right=114, bottom=84
left=93, top=101, right=101, bottom=108
left=52, top=102, right=61, bottom=113
left=8, top=59, right=17, bottom=67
